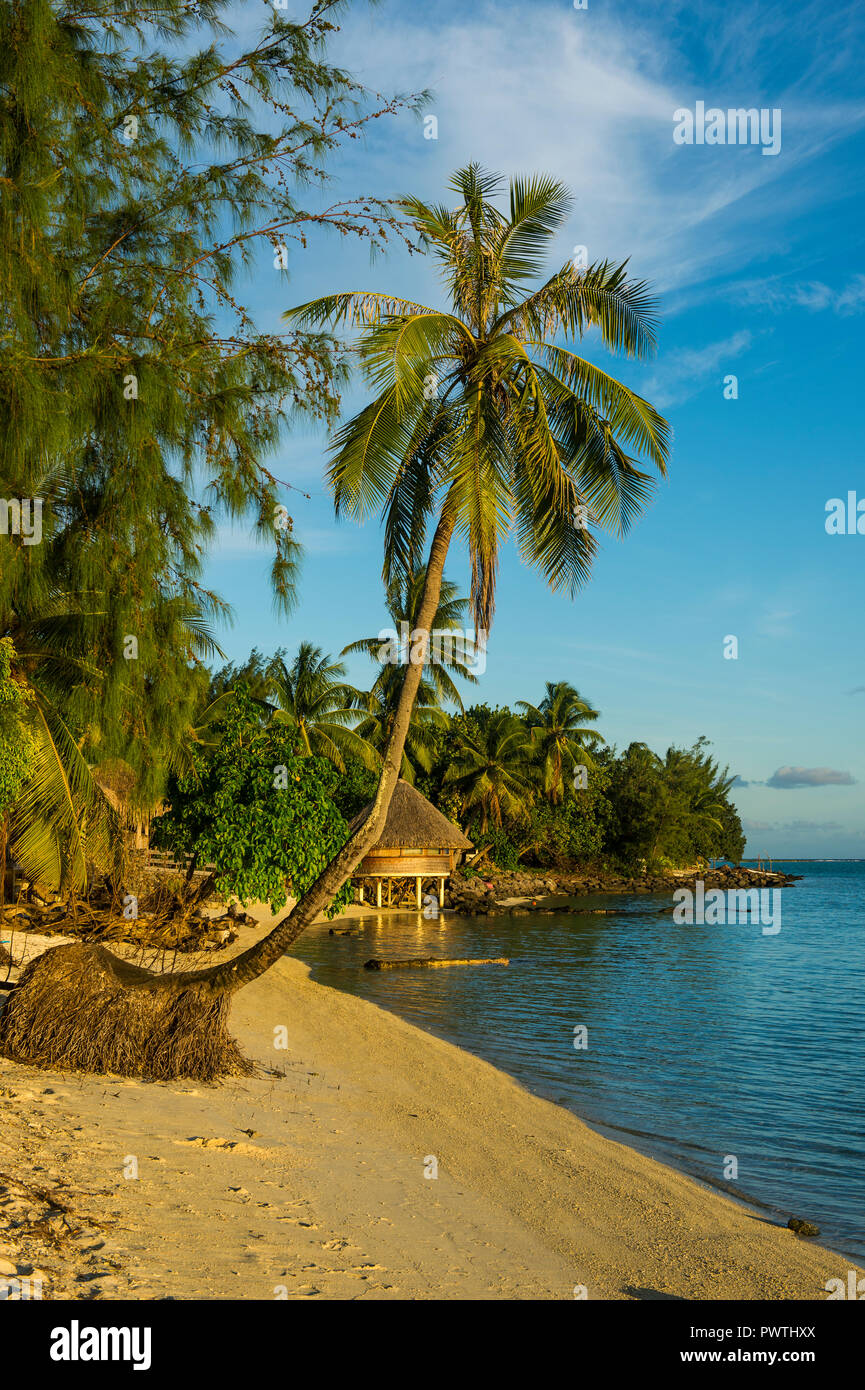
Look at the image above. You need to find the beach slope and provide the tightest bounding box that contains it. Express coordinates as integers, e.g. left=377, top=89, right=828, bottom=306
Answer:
left=0, top=948, right=856, bottom=1301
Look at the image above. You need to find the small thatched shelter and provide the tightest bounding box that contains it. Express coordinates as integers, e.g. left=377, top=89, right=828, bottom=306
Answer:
left=91, top=758, right=151, bottom=852
left=349, top=779, right=473, bottom=909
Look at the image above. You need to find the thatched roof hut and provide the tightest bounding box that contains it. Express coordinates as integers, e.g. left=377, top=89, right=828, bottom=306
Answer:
left=91, top=759, right=153, bottom=852
left=348, top=779, right=472, bottom=908
left=92, top=758, right=137, bottom=812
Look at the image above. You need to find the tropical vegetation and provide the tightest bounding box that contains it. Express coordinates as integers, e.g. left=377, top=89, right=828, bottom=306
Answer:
left=193, top=644, right=746, bottom=872
left=0, top=0, right=412, bottom=899
left=0, top=0, right=750, bottom=1083
left=153, top=688, right=352, bottom=917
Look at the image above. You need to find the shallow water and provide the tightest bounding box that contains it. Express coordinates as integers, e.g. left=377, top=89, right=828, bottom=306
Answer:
left=288, top=861, right=865, bottom=1263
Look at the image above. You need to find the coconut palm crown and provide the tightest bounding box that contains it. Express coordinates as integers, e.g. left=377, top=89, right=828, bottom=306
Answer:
left=517, top=679, right=605, bottom=803
left=286, top=163, right=671, bottom=634
left=444, top=709, right=534, bottom=831
left=341, top=567, right=479, bottom=710
left=265, top=642, right=376, bottom=773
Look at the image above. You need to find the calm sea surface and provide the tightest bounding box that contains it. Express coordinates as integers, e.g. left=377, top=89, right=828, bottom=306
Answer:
left=287, top=861, right=865, bottom=1262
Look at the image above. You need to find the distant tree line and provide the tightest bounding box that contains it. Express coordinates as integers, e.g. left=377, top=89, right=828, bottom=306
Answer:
left=189, top=574, right=746, bottom=876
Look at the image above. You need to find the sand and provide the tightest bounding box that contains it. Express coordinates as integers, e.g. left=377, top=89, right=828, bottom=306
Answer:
left=0, top=917, right=859, bottom=1301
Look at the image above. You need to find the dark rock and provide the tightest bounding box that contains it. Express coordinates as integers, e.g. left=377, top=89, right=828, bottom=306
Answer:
left=787, top=1217, right=820, bottom=1238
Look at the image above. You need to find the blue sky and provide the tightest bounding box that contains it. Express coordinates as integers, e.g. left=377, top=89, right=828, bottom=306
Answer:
left=203, top=0, right=865, bottom=857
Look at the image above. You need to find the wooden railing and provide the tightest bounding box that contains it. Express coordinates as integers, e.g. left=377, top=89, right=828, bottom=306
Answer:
left=144, top=849, right=215, bottom=874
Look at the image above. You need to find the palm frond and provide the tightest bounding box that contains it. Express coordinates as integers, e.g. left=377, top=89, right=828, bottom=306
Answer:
left=284, top=291, right=436, bottom=330
left=10, top=693, right=119, bottom=893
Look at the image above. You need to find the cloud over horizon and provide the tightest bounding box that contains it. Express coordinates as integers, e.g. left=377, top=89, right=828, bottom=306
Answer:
left=742, top=818, right=848, bottom=834
left=766, top=766, right=857, bottom=789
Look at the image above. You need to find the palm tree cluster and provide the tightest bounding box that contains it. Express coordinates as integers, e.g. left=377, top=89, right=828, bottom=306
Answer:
left=205, top=621, right=744, bottom=871
left=212, top=625, right=601, bottom=805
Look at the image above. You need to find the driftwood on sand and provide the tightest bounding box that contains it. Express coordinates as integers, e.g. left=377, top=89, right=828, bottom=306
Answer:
left=364, top=956, right=509, bottom=970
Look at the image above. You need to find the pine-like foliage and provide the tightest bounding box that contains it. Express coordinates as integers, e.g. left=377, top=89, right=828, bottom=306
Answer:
left=0, top=0, right=412, bottom=886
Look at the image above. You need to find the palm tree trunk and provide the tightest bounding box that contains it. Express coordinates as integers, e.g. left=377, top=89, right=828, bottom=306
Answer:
left=0, top=811, right=7, bottom=909
left=157, top=508, right=457, bottom=998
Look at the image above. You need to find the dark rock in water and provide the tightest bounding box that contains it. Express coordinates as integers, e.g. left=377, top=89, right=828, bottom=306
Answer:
left=787, top=1217, right=820, bottom=1238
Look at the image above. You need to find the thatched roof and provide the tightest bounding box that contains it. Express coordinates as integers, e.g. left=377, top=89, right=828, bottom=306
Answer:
left=349, top=779, right=473, bottom=850
left=92, top=758, right=137, bottom=811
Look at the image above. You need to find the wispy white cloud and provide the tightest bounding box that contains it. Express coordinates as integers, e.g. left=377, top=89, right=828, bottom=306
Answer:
left=734, top=273, right=865, bottom=314
left=641, top=330, right=752, bottom=407
left=755, top=605, right=798, bottom=639
left=327, top=0, right=865, bottom=301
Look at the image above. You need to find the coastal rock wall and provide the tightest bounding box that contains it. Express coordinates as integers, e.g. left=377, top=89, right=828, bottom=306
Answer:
left=448, top=864, right=799, bottom=916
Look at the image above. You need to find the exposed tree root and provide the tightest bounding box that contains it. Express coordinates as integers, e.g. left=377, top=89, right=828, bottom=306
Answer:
left=0, top=942, right=251, bottom=1081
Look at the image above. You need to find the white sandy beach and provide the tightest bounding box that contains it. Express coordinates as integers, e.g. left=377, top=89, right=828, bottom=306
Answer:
left=0, top=916, right=859, bottom=1301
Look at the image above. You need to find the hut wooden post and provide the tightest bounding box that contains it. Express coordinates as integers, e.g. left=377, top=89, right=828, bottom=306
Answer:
left=415, top=876, right=422, bottom=908
left=439, top=876, right=446, bottom=908
left=376, top=880, right=382, bottom=909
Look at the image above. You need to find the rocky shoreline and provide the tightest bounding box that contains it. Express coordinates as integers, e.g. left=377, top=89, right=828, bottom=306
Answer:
left=447, top=863, right=801, bottom=917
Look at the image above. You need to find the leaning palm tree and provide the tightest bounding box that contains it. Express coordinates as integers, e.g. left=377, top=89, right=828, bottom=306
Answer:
left=517, top=680, right=605, bottom=804
left=266, top=642, right=376, bottom=772
left=196, top=161, right=668, bottom=983
left=444, top=710, right=534, bottom=832
left=3, top=165, right=670, bottom=1079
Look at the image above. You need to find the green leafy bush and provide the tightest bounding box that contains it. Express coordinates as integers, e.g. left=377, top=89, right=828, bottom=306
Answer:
left=153, top=688, right=351, bottom=916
